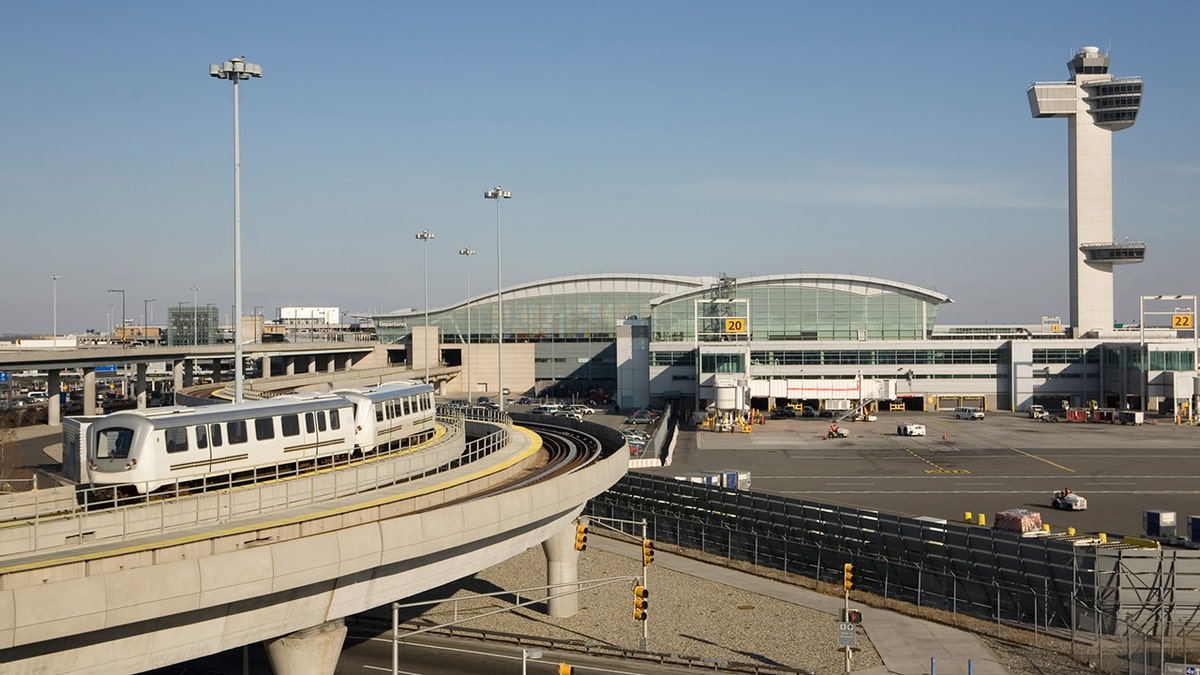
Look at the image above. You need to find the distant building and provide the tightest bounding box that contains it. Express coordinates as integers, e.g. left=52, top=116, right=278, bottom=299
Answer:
left=167, top=305, right=220, bottom=346
left=279, top=307, right=340, bottom=326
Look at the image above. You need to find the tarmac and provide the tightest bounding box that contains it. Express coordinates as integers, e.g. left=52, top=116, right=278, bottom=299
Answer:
left=590, top=536, right=1008, bottom=675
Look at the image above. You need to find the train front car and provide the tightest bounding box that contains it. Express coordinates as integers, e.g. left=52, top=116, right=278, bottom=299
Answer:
left=88, top=409, right=173, bottom=494
left=87, top=394, right=360, bottom=495
left=339, top=380, right=437, bottom=455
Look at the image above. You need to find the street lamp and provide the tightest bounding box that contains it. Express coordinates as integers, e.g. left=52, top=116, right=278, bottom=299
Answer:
left=484, top=186, right=511, bottom=411
left=191, top=286, right=199, bottom=346
left=107, top=289, right=126, bottom=347
left=49, top=274, right=61, bottom=347
left=210, top=56, right=262, bottom=403
left=459, top=247, right=475, bottom=398
left=415, top=229, right=436, bottom=383
left=144, top=299, right=156, bottom=345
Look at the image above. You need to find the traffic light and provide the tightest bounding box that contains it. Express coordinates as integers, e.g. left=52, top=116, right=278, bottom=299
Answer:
left=632, top=585, right=649, bottom=620
left=574, top=523, right=588, bottom=551
left=641, top=539, right=655, bottom=566
left=843, top=563, right=854, bottom=592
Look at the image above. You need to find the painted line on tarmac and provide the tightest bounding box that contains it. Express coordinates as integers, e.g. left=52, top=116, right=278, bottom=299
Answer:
left=925, top=422, right=1077, bottom=473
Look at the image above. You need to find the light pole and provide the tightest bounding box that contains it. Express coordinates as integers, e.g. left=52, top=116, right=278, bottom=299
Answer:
left=415, top=229, right=435, bottom=383
left=459, top=247, right=475, bottom=398
left=144, top=299, right=156, bottom=345
left=484, top=186, right=511, bottom=410
left=107, top=289, right=126, bottom=347
left=210, top=56, right=262, bottom=403
left=191, top=286, right=199, bottom=346
left=49, top=274, right=61, bottom=347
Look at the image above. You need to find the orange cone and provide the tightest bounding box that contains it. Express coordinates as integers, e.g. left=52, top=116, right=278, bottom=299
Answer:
left=942, top=433, right=947, bottom=440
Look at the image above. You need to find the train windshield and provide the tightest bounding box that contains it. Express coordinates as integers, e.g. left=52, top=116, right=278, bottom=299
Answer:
left=96, top=428, right=135, bottom=459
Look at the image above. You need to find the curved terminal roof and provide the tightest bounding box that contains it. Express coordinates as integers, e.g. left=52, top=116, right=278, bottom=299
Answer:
left=648, top=273, right=953, bottom=308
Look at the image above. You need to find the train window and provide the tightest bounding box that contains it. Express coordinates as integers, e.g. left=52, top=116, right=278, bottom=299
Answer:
left=403, top=398, right=411, bottom=416
left=196, top=424, right=208, bottom=449
left=227, top=420, right=248, bottom=445
left=165, top=427, right=189, bottom=453
left=281, top=414, right=300, bottom=437
left=96, top=428, right=134, bottom=459
left=254, top=417, right=275, bottom=441
left=317, top=411, right=327, bottom=432
left=305, top=412, right=315, bottom=433
left=375, top=406, right=384, bottom=423
left=210, top=424, right=223, bottom=447
left=329, top=409, right=341, bottom=430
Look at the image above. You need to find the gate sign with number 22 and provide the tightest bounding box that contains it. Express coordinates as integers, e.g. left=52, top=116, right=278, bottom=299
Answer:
left=724, top=318, right=746, bottom=333
left=1173, top=313, right=1193, bottom=329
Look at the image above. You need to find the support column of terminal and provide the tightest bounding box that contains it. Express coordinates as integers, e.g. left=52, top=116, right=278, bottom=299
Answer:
left=261, top=355, right=272, bottom=379
left=263, top=619, right=347, bottom=675
left=541, top=521, right=583, bottom=617
left=285, top=357, right=296, bottom=376
left=46, top=370, right=62, bottom=426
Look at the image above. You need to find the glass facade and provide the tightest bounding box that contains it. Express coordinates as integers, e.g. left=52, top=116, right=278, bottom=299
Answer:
left=652, top=281, right=940, bottom=342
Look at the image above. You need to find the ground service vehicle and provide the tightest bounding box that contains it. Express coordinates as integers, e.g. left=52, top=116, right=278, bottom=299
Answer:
left=954, top=406, right=985, bottom=420
left=88, top=381, right=436, bottom=494
left=1029, top=405, right=1047, bottom=419
left=897, top=422, right=926, bottom=436
left=1051, top=489, right=1087, bottom=510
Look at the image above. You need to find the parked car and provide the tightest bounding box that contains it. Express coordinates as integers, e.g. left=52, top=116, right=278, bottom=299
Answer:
left=621, top=428, right=650, bottom=443
left=801, top=406, right=816, bottom=418
left=567, top=403, right=598, bottom=415
left=770, top=407, right=796, bottom=419
left=553, top=410, right=584, bottom=422
left=624, top=411, right=656, bottom=424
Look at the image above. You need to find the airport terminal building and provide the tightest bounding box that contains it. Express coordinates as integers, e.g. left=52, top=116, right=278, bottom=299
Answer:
left=370, top=272, right=1197, bottom=416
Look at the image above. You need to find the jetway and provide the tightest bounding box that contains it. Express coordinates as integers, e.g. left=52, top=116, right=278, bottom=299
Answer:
left=750, top=377, right=897, bottom=405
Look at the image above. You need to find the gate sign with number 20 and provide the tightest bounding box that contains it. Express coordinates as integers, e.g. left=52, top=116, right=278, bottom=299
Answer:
left=724, top=318, right=746, bottom=333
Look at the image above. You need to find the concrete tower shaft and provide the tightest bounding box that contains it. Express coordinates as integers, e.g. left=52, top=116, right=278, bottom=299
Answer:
left=1028, top=46, right=1144, bottom=337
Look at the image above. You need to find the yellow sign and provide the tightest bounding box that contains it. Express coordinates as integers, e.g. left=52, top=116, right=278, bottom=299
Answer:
left=724, top=318, right=746, bottom=333
left=1172, top=313, right=1193, bottom=329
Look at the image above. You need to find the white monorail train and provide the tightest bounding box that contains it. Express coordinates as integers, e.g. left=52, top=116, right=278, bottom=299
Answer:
left=87, top=381, right=436, bottom=494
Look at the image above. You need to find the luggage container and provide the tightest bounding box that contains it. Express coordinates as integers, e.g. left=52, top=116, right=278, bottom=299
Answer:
left=1145, top=510, right=1177, bottom=537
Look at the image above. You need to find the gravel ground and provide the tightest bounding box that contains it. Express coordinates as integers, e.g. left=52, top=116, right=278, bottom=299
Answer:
left=399, top=545, right=882, bottom=674
left=388, top=543, right=1128, bottom=675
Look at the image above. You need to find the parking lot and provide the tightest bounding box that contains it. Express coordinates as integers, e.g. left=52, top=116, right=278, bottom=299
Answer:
left=636, top=409, right=1200, bottom=539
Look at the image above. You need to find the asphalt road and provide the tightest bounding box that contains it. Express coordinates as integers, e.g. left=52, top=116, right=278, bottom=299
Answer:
left=639, top=410, right=1200, bottom=539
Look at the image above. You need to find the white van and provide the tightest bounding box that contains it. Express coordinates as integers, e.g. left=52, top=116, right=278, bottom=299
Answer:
left=953, top=406, right=985, bottom=420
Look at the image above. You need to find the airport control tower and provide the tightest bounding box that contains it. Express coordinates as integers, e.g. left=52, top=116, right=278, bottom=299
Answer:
left=1028, top=46, right=1144, bottom=337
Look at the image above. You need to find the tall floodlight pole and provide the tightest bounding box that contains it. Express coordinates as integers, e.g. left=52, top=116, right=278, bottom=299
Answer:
left=415, top=229, right=436, bottom=383
left=459, top=247, right=476, bottom=397
left=107, top=289, right=126, bottom=347
left=484, top=186, right=511, bottom=411
left=191, top=286, right=199, bottom=346
left=210, top=56, right=262, bottom=403
left=49, top=274, right=61, bottom=347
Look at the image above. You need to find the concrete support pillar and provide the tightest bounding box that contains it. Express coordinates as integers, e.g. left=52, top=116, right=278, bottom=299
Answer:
left=286, top=357, right=296, bottom=376
left=261, top=355, right=272, bottom=379
left=326, top=355, right=335, bottom=374
left=541, top=520, right=583, bottom=618
left=307, top=355, right=317, bottom=374
left=209, top=359, right=222, bottom=385
left=172, top=360, right=184, bottom=391
left=135, top=363, right=149, bottom=409
left=263, top=619, right=346, bottom=675
left=82, top=367, right=98, bottom=416
left=46, top=370, right=62, bottom=426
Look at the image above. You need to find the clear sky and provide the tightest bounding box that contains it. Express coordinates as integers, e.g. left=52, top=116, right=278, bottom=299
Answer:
left=1, top=2, right=1197, bottom=335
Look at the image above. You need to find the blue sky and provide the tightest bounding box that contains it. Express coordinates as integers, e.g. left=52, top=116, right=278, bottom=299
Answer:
left=2, top=2, right=1197, bottom=334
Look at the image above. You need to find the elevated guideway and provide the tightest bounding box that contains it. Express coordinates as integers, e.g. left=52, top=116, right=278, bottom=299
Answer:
left=0, top=412, right=628, bottom=674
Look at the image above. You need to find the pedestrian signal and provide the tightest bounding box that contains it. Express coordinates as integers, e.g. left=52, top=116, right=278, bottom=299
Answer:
left=846, top=609, right=863, bottom=624
left=574, top=523, right=588, bottom=551
left=641, top=539, right=655, bottom=566
left=843, top=563, right=854, bottom=592
left=632, top=585, right=649, bottom=620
